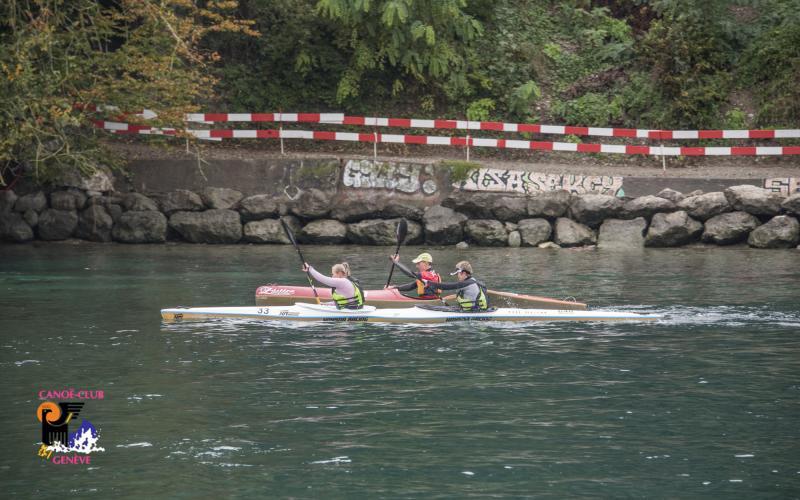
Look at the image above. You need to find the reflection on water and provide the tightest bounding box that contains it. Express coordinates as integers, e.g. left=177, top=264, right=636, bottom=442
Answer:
left=1, top=243, right=799, bottom=497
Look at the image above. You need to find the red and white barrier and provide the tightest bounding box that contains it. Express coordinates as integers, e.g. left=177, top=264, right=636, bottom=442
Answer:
left=94, top=122, right=800, bottom=156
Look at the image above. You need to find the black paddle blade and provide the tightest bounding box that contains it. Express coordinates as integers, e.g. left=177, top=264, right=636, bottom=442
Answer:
left=396, top=218, right=408, bottom=245
left=280, top=217, right=298, bottom=247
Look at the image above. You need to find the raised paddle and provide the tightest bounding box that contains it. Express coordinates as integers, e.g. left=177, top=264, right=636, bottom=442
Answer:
left=385, top=218, right=408, bottom=287
left=280, top=218, right=321, bottom=304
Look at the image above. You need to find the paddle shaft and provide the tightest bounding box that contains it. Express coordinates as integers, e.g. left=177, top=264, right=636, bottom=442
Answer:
left=385, top=219, right=408, bottom=287
left=281, top=219, right=321, bottom=304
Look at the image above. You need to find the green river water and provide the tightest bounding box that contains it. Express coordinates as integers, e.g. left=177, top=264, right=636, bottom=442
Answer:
left=1, top=243, right=799, bottom=498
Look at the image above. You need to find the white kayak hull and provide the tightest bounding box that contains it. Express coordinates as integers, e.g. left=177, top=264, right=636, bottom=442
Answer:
left=161, top=302, right=661, bottom=324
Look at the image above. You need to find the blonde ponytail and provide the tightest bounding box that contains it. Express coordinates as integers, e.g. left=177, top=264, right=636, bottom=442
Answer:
left=331, top=262, right=351, bottom=276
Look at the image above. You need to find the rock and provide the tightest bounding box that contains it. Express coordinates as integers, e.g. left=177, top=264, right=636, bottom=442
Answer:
left=201, top=187, right=244, bottom=210
left=507, top=230, right=522, bottom=247
left=54, top=165, right=114, bottom=192
left=598, top=218, right=647, bottom=249
left=50, top=189, right=87, bottom=211
left=553, top=218, right=596, bottom=247
left=645, top=211, right=703, bottom=247
left=491, top=196, right=528, bottom=222
left=382, top=202, right=425, bottom=222
left=517, top=219, right=552, bottom=247
left=455, top=241, right=469, bottom=249
left=151, top=190, right=204, bottom=215
left=281, top=215, right=303, bottom=236
left=504, top=222, right=518, bottom=232
left=239, top=194, right=282, bottom=221
left=37, top=209, right=78, bottom=240
left=701, top=211, right=761, bottom=245
left=169, top=209, right=242, bottom=243
left=14, top=191, right=47, bottom=213
left=569, top=194, right=624, bottom=228
left=0, top=212, right=34, bottom=242
left=622, top=195, right=676, bottom=220
left=747, top=215, right=800, bottom=248
left=538, top=241, right=561, bottom=249
left=781, top=193, right=800, bottom=216
left=657, top=188, right=684, bottom=203
left=290, top=188, right=332, bottom=219
left=423, top=205, right=468, bottom=245
left=686, top=190, right=704, bottom=197
left=347, top=219, right=423, bottom=245
left=724, top=185, right=784, bottom=216
left=0, top=190, right=18, bottom=213
left=441, top=191, right=496, bottom=219
left=677, top=192, right=731, bottom=221
left=23, top=209, right=38, bottom=227
left=299, top=219, right=348, bottom=244
left=243, top=219, right=291, bottom=244
left=122, top=193, right=159, bottom=212
left=330, top=191, right=425, bottom=222
left=112, top=211, right=167, bottom=243
left=75, top=205, right=114, bottom=242
left=527, top=190, right=571, bottom=218
left=107, top=204, right=123, bottom=222
left=465, top=219, right=507, bottom=246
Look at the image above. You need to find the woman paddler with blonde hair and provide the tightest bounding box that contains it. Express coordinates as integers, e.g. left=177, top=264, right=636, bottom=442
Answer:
left=301, top=261, right=365, bottom=310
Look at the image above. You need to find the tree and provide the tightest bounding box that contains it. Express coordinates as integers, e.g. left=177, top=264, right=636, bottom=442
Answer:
left=0, top=0, right=256, bottom=185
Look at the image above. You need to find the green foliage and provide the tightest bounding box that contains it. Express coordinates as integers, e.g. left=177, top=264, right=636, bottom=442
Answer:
left=552, top=93, right=623, bottom=127
left=466, top=98, right=495, bottom=122
left=507, top=80, right=541, bottom=119
left=439, top=159, right=480, bottom=182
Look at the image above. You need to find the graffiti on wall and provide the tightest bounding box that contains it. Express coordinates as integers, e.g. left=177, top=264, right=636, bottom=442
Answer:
left=456, top=167, right=625, bottom=197
left=343, top=160, right=438, bottom=195
left=764, top=178, right=799, bottom=196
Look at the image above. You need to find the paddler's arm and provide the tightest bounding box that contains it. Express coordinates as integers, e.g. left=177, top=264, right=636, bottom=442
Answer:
left=306, top=265, right=339, bottom=288
left=428, top=278, right=472, bottom=291
left=389, top=256, right=419, bottom=280
left=393, top=281, right=417, bottom=292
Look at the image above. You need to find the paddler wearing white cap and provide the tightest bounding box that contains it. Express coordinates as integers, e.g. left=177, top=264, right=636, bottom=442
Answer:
left=427, top=260, right=491, bottom=311
left=385, top=252, right=442, bottom=300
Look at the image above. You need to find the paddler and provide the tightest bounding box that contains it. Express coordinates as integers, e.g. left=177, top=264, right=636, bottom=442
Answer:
left=301, top=262, right=365, bottom=310
left=385, top=252, right=442, bottom=300
left=427, top=261, right=491, bottom=312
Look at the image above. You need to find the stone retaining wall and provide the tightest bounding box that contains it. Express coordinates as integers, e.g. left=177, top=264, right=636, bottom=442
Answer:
left=3, top=182, right=799, bottom=249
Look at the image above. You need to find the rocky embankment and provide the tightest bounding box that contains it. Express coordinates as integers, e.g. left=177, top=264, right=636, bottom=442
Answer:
left=2, top=185, right=799, bottom=249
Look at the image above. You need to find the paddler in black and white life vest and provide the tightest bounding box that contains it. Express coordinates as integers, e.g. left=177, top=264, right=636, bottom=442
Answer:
left=428, top=261, right=491, bottom=311
left=385, top=252, right=442, bottom=300
left=301, top=262, right=365, bottom=309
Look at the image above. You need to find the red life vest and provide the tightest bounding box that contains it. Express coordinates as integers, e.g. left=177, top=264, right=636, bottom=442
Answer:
left=416, top=269, right=441, bottom=299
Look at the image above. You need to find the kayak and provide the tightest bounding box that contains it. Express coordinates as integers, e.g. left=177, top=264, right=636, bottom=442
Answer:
left=161, top=302, right=660, bottom=324
left=255, top=285, right=588, bottom=310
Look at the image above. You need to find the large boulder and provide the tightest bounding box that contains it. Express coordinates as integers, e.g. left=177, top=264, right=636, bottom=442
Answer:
left=781, top=193, right=800, bottom=216
left=330, top=191, right=425, bottom=222
left=347, top=219, right=423, bottom=246
left=0, top=190, right=18, bottom=213
left=656, top=188, right=684, bottom=203
left=677, top=192, right=731, bottom=221
left=507, top=231, right=522, bottom=247
left=37, top=209, right=78, bottom=240
left=645, top=211, right=703, bottom=247
left=382, top=201, right=426, bottom=222
left=0, top=212, right=34, bottom=242
left=76, top=205, right=114, bottom=242
left=23, top=209, right=38, bottom=228
left=299, top=219, right=348, bottom=244
left=553, top=218, right=596, bottom=247
left=622, top=195, right=676, bottom=220
left=151, top=190, right=204, bottom=215
left=441, top=191, right=496, bottom=219
left=14, top=191, right=47, bottom=213
left=701, top=211, right=760, bottom=245
left=50, top=189, right=87, bottom=211
left=569, top=194, right=624, bottom=228
left=112, top=211, right=167, bottom=243
left=598, top=218, right=647, bottom=249
left=243, top=219, right=291, bottom=244
left=527, top=190, right=571, bottom=218
left=290, top=188, right=332, bottom=219
left=491, top=196, right=528, bottom=222
left=122, top=193, right=159, bottom=212
left=747, top=216, right=800, bottom=249
left=464, top=219, right=507, bottom=246
left=422, top=205, right=467, bottom=245
left=517, top=218, right=552, bottom=247
left=201, top=187, right=244, bottom=210
left=169, top=209, right=242, bottom=243
left=54, top=165, right=114, bottom=192
left=724, top=185, right=784, bottom=216
left=239, top=194, right=283, bottom=222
